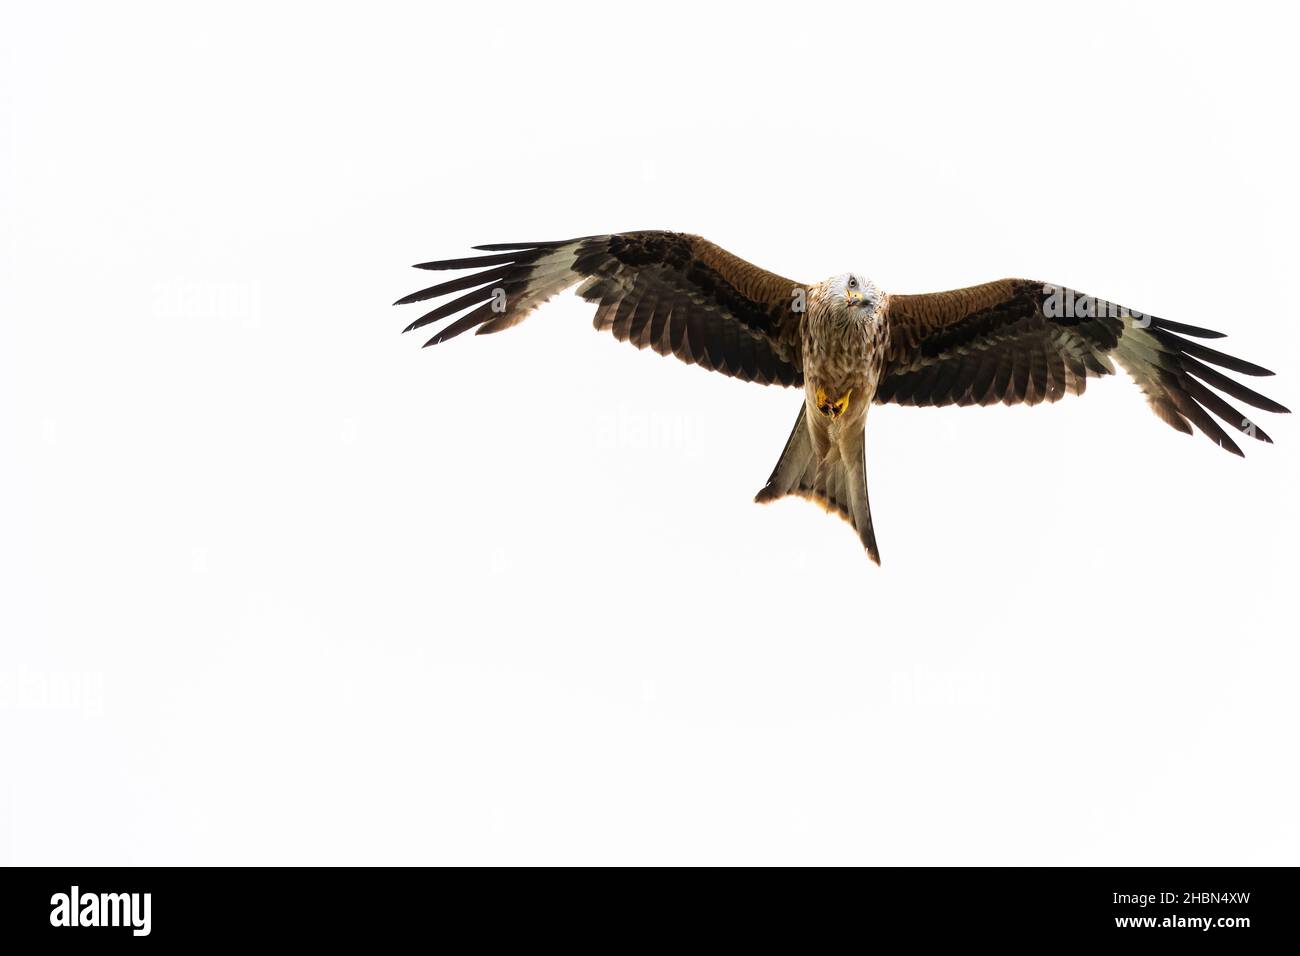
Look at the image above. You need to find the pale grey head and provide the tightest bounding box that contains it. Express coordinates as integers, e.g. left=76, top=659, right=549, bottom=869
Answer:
left=826, top=272, right=884, bottom=319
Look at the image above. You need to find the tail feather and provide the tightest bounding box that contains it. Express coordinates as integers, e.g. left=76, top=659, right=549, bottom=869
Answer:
left=754, top=406, right=881, bottom=564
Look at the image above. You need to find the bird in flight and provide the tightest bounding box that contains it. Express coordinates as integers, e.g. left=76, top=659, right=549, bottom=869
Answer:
left=396, top=231, right=1288, bottom=564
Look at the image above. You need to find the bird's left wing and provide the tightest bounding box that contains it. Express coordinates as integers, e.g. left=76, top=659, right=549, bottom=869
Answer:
left=875, top=279, right=1289, bottom=456
left=396, top=231, right=808, bottom=386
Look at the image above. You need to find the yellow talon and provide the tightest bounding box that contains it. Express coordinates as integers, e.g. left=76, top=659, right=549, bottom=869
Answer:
left=816, top=387, right=852, bottom=419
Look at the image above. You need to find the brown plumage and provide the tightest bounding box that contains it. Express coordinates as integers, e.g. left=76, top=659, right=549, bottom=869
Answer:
left=396, top=231, right=1289, bottom=563
left=398, top=232, right=806, bottom=385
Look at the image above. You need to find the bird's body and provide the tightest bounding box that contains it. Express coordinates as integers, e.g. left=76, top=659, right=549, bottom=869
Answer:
left=802, top=277, right=889, bottom=419
left=396, top=231, right=1288, bottom=564
left=759, top=277, right=892, bottom=557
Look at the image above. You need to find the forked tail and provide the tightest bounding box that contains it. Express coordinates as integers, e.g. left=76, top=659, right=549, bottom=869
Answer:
left=754, top=405, right=881, bottom=564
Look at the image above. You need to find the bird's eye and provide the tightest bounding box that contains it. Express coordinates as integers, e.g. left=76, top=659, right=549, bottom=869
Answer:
left=847, top=277, right=858, bottom=289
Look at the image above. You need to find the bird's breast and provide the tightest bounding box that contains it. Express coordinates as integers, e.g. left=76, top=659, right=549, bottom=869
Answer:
left=803, top=311, right=888, bottom=401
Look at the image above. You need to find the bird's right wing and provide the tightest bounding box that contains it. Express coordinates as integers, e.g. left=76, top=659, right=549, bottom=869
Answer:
left=395, top=231, right=809, bottom=387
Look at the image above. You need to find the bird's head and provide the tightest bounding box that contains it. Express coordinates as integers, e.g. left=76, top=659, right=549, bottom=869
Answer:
left=827, top=272, right=883, bottom=319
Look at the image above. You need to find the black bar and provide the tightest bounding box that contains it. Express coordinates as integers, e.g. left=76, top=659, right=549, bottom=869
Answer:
left=0, top=866, right=1294, bottom=944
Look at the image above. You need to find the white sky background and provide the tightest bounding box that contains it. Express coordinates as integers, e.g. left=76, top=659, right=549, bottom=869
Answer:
left=1, top=1, right=1297, bottom=865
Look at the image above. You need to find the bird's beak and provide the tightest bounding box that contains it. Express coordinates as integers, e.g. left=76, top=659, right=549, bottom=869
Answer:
left=845, top=290, right=865, bottom=306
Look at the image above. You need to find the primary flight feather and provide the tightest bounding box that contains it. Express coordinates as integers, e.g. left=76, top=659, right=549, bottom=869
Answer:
left=396, top=231, right=1288, bottom=563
